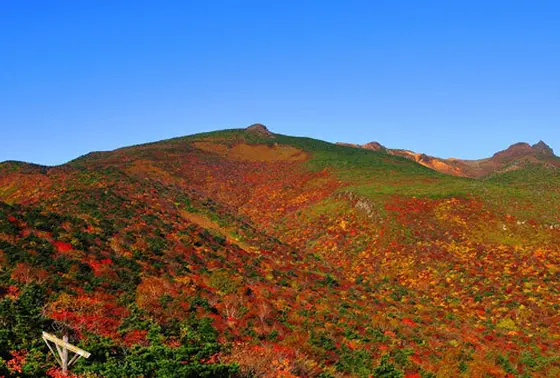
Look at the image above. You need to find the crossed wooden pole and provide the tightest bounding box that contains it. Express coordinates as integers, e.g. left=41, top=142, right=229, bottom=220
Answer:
left=42, top=332, right=91, bottom=374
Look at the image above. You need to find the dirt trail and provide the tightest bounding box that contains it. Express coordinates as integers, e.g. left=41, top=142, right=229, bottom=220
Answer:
left=179, top=209, right=256, bottom=252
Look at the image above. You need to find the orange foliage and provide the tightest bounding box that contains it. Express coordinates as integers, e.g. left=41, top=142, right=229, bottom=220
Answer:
left=10, top=262, right=49, bottom=284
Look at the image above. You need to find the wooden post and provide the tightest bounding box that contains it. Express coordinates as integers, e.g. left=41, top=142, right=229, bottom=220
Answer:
left=62, top=334, right=69, bottom=373
left=42, top=332, right=91, bottom=373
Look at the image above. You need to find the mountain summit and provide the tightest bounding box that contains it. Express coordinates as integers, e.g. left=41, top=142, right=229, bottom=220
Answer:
left=532, top=140, right=554, bottom=156
left=246, top=123, right=273, bottom=136
left=490, top=141, right=555, bottom=161
left=492, top=142, right=534, bottom=160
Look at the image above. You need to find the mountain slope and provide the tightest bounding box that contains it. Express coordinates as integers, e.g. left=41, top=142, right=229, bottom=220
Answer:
left=1, top=125, right=559, bottom=377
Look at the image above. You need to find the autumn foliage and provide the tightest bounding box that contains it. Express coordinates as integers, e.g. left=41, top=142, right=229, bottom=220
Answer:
left=0, top=128, right=558, bottom=377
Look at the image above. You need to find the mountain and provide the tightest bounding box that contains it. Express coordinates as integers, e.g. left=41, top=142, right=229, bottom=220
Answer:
left=1, top=125, right=559, bottom=377
left=337, top=140, right=560, bottom=178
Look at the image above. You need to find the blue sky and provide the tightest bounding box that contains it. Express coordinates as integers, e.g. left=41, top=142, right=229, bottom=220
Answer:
left=1, top=0, right=558, bottom=165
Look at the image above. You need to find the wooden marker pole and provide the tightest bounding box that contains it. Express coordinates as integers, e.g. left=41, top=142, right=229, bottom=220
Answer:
left=42, top=332, right=91, bottom=374
left=62, top=334, right=69, bottom=373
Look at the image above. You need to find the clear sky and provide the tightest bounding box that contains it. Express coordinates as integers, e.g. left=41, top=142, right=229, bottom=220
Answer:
left=1, top=0, right=558, bottom=166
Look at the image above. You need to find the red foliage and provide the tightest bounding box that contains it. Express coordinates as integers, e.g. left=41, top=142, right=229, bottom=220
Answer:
left=7, top=350, right=26, bottom=374
left=6, top=285, right=19, bottom=300
left=53, top=241, right=73, bottom=253
left=46, top=367, right=80, bottom=378
left=166, top=339, right=181, bottom=349
left=123, top=329, right=149, bottom=347
left=48, top=293, right=127, bottom=339
left=10, top=262, right=49, bottom=284
left=384, top=330, right=396, bottom=338
left=88, top=258, right=113, bottom=276
left=402, top=318, right=417, bottom=327
left=410, top=354, right=423, bottom=365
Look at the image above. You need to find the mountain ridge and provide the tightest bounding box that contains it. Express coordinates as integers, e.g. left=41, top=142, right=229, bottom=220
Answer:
left=337, top=138, right=558, bottom=178
left=3, top=124, right=557, bottom=180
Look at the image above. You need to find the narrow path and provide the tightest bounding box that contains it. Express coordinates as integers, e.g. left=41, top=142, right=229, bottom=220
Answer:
left=179, top=209, right=257, bottom=252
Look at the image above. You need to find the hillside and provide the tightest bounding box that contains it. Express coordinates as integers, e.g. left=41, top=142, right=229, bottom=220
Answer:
left=0, top=124, right=559, bottom=377
left=337, top=140, right=560, bottom=178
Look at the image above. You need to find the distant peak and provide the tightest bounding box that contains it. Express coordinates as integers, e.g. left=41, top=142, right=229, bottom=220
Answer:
left=246, top=123, right=273, bottom=136
left=362, top=141, right=386, bottom=151
left=491, top=141, right=556, bottom=161
left=335, top=141, right=386, bottom=151
left=492, top=142, right=533, bottom=160
left=506, top=142, right=532, bottom=150
left=532, top=140, right=554, bottom=156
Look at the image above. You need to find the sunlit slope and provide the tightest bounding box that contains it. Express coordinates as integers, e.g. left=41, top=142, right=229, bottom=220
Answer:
left=0, top=126, right=559, bottom=377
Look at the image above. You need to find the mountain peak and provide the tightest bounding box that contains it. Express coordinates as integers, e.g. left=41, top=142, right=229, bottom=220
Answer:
left=491, top=141, right=556, bottom=161
left=532, top=140, right=554, bottom=156
left=491, top=142, right=533, bottom=160
left=246, top=123, right=273, bottom=136
left=362, top=141, right=386, bottom=151
left=335, top=141, right=386, bottom=151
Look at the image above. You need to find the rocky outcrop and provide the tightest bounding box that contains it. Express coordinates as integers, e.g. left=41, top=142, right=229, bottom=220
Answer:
left=335, top=191, right=381, bottom=221
left=246, top=123, right=274, bottom=137
left=362, top=142, right=386, bottom=152
left=336, top=141, right=386, bottom=152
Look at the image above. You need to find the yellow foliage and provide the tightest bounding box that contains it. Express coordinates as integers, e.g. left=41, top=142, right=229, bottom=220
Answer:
left=194, top=142, right=307, bottom=162
left=496, top=318, right=518, bottom=331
